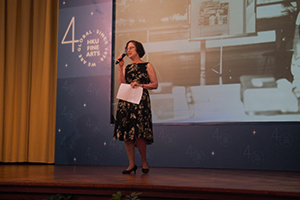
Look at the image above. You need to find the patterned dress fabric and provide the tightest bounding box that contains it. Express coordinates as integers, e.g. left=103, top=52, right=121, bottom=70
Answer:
left=114, top=62, right=153, bottom=145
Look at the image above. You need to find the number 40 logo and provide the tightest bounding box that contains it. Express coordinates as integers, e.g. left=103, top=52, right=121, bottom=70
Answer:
left=60, top=17, right=109, bottom=67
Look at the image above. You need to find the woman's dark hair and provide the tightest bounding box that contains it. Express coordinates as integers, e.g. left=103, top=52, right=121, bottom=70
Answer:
left=125, top=40, right=145, bottom=58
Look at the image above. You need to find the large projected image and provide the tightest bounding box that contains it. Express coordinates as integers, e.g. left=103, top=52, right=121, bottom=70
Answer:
left=190, top=0, right=256, bottom=39
left=112, top=0, right=300, bottom=123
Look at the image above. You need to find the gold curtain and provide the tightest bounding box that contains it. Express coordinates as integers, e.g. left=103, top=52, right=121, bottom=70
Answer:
left=0, top=0, right=58, bottom=163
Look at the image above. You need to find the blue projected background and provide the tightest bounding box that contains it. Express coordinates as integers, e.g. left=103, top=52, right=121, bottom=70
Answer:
left=55, top=0, right=300, bottom=171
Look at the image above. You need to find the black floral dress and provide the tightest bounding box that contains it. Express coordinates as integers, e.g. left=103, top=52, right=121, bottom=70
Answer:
left=113, top=62, right=153, bottom=145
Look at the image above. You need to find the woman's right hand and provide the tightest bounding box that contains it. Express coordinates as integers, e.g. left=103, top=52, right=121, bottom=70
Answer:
left=117, top=54, right=125, bottom=69
left=117, top=54, right=126, bottom=84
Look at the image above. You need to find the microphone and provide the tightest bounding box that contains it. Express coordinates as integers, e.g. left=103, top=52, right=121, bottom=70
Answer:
left=115, top=53, right=127, bottom=65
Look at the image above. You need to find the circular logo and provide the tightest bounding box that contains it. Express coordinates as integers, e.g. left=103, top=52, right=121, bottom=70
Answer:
left=193, top=150, right=205, bottom=163
left=250, top=151, right=264, bottom=165
left=77, top=29, right=109, bottom=67
left=279, top=133, right=293, bottom=147
left=219, top=133, right=232, bottom=147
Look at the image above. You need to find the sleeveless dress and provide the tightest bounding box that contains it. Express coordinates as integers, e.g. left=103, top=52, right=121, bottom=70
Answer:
left=113, top=62, right=153, bottom=145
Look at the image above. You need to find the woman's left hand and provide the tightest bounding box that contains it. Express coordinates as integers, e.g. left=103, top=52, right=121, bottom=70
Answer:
left=130, top=82, right=141, bottom=88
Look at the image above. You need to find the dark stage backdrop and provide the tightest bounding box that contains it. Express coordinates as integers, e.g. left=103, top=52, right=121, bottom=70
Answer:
left=55, top=0, right=300, bottom=171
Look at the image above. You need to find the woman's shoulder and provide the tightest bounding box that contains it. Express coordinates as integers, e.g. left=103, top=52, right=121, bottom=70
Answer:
left=136, top=62, right=149, bottom=69
left=138, top=62, right=149, bottom=65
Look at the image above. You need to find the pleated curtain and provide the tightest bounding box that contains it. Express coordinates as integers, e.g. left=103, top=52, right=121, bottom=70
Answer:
left=0, top=0, right=58, bottom=163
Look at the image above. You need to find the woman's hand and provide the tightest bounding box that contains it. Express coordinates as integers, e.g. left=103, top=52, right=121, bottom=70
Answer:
left=117, top=54, right=124, bottom=69
left=117, top=54, right=126, bottom=85
left=130, top=82, right=142, bottom=88
left=117, top=54, right=125, bottom=69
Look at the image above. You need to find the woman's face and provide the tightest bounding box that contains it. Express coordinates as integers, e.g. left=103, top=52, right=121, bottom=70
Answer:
left=126, top=42, right=138, bottom=59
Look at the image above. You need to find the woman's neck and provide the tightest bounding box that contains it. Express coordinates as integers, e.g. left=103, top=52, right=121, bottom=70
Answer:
left=131, top=55, right=143, bottom=63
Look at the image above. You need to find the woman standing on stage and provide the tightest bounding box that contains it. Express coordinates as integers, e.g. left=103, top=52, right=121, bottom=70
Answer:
left=113, top=40, right=158, bottom=174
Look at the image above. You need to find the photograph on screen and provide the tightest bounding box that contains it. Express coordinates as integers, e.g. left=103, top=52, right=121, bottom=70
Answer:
left=190, top=0, right=256, bottom=40
left=112, top=0, right=300, bottom=123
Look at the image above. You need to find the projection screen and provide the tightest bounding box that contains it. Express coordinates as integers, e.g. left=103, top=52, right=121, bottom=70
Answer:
left=112, top=0, right=300, bottom=123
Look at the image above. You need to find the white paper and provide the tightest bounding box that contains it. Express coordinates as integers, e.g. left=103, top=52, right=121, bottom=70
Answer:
left=116, top=83, right=143, bottom=104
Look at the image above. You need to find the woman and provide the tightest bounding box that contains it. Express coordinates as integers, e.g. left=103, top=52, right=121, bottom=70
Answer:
left=114, top=40, right=158, bottom=174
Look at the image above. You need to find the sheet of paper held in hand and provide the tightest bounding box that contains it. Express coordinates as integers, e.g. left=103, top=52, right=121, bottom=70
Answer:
left=116, top=83, right=143, bottom=104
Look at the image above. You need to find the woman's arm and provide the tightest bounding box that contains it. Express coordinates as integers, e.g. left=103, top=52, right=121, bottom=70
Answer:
left=130, top=63, right=158, bottom=90
left=144, top=63, right=158, bottom=90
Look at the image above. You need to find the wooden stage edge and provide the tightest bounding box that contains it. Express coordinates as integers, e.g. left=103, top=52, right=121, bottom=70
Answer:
left=0, top=164, right=300, bottom=200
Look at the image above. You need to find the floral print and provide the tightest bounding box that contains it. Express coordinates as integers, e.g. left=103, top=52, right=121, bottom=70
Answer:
left=113, top=63, right=153, bottom=145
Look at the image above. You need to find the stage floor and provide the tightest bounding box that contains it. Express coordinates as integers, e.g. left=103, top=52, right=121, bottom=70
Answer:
left=0, top=164, right=300, bottom=199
